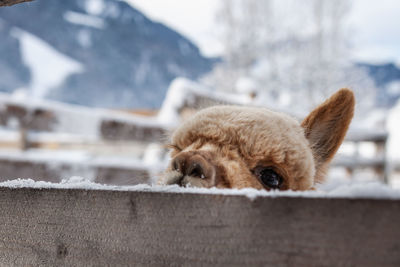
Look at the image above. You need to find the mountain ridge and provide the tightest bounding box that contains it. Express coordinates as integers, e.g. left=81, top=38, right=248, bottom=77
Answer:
left=0, top=0, right=399, bottom=109
left=0, top=0, right=215, bottom=108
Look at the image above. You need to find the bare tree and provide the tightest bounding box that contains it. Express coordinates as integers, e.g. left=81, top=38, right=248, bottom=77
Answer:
left=204, top=0, right=376, bottom=114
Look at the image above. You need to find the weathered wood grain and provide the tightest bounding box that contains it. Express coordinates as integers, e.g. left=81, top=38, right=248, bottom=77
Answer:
left=0, top=187, right=399, bottom=266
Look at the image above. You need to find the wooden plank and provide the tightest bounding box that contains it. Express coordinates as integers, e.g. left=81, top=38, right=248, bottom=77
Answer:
left=0, top=98, right=168, bottom=143
left=0, top=159, right=59, bottom=183
left=0, top=0, right=32, bottom=6
left=0, top=103, right=56, bottom=130
left=181, top=93, right=226, bottom=110
left=100, top=119, right=167, bottom=142
left=332, top=155, right=385, bottom=169
left=0, top=187, right=399, bottom=266
left=394, top=163, right=400, bottom=172
left=95, top=166, right=149, bottom=185
left=0, top=159, right=150, bottom=185
left=345, top=131, right=388, bottom=143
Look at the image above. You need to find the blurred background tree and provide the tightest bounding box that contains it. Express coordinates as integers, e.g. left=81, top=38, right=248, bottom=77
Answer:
left=204, top=0, right=376, bottom=115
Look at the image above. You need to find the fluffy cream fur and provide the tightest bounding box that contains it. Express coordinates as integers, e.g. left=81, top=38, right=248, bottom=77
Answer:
left=159, top=89, right=355, bottom=191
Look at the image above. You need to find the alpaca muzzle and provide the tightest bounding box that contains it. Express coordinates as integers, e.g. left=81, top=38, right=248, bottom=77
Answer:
left=168, top=151, right=217, bottom=187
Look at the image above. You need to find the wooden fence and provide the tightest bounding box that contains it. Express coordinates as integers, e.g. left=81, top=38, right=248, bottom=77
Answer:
left=332, top=130, right=389, bottom=182
left=0, top=96, right=168, bottom=145
left=0, top=95, right=166, bottom=184
left=0, top=187, right=399, bottom=266
left=0, top=87, right=390, bottom=184
left=0, top=157, right=149, bottom=185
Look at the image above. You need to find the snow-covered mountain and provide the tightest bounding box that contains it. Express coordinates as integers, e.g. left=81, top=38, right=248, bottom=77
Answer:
left=357, top=63, right=400, bottom=107
left=0, top=0, right=215, bottom=109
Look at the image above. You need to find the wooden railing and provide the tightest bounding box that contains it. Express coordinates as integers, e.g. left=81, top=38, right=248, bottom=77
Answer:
left=0, top=187, right=399, bottom=266
left=332, top=130, right=388, bottom=182
left=0, top=95, right=166, bottom=184
left=0, top=156, right=150, bottom=185
left=0, top=95, right=168, bottom=146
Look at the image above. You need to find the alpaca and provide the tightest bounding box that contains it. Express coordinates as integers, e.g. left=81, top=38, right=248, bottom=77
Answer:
left=159, top=89, right=355, bottom=190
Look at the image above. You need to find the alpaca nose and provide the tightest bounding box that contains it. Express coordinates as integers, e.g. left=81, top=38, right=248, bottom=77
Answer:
left=171, top=152, right=213, bottom=180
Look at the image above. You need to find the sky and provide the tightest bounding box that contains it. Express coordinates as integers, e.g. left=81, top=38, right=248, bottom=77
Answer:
left=128, top=0, right=221, bottom=56
left=349, top=0, right=400, bottom=65
left=128, top=0, right=400, bottom=65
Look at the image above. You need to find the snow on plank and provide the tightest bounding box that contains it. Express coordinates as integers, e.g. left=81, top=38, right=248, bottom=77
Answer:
left=0, top=93, right=169, bottom=143
left=0, top=151, right=150, bottom=185
left=0, top=186, right=399, bottom=266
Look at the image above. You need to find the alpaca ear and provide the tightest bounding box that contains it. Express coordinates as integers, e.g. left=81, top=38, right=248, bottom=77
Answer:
left=301, top=88, right=355, bottom=181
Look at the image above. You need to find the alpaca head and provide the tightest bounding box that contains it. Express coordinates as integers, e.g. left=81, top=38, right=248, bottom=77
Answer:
left=159, top=89, right=355, bottom=190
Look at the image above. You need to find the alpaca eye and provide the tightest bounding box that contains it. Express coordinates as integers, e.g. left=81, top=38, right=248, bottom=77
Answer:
left=254, top=167, right=283, bottom=189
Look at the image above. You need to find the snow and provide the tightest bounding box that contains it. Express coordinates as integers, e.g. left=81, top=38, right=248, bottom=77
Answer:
left=143, top=143, right=167, bottom=168
left=64, top=11, right=106, bottom=29
left=27, top=132, right=95, bottom=143
left=0, top=128, right=19, bottom=142
left=235, top=77, right=257, bottom=94
left=104, top=2, right=121, bottom=19
left=142, top=143, right=168, bottom=183
left=194, top=82, right=253, bottom=105
left=0, top=149, right=152, bottom=170
left=388, top=99, right=400, bottom=161
left=178, top=40, right=191, bottom=56
left=10, top=28, right=84, bottom=99
left=77, top=29, right=92, bottom=48
left=157, top=78, right=253, bottom=126
left=85, top=0, right=105, bottom=16
left=352, top=109, right=388, bottom=130
left=157, top=78, right=192, bottom=126
left=167, top=63, right=185, bottom=76
left=1, top=176, right=400, bottom=200
left=387, top=81, right=400, bottom=95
